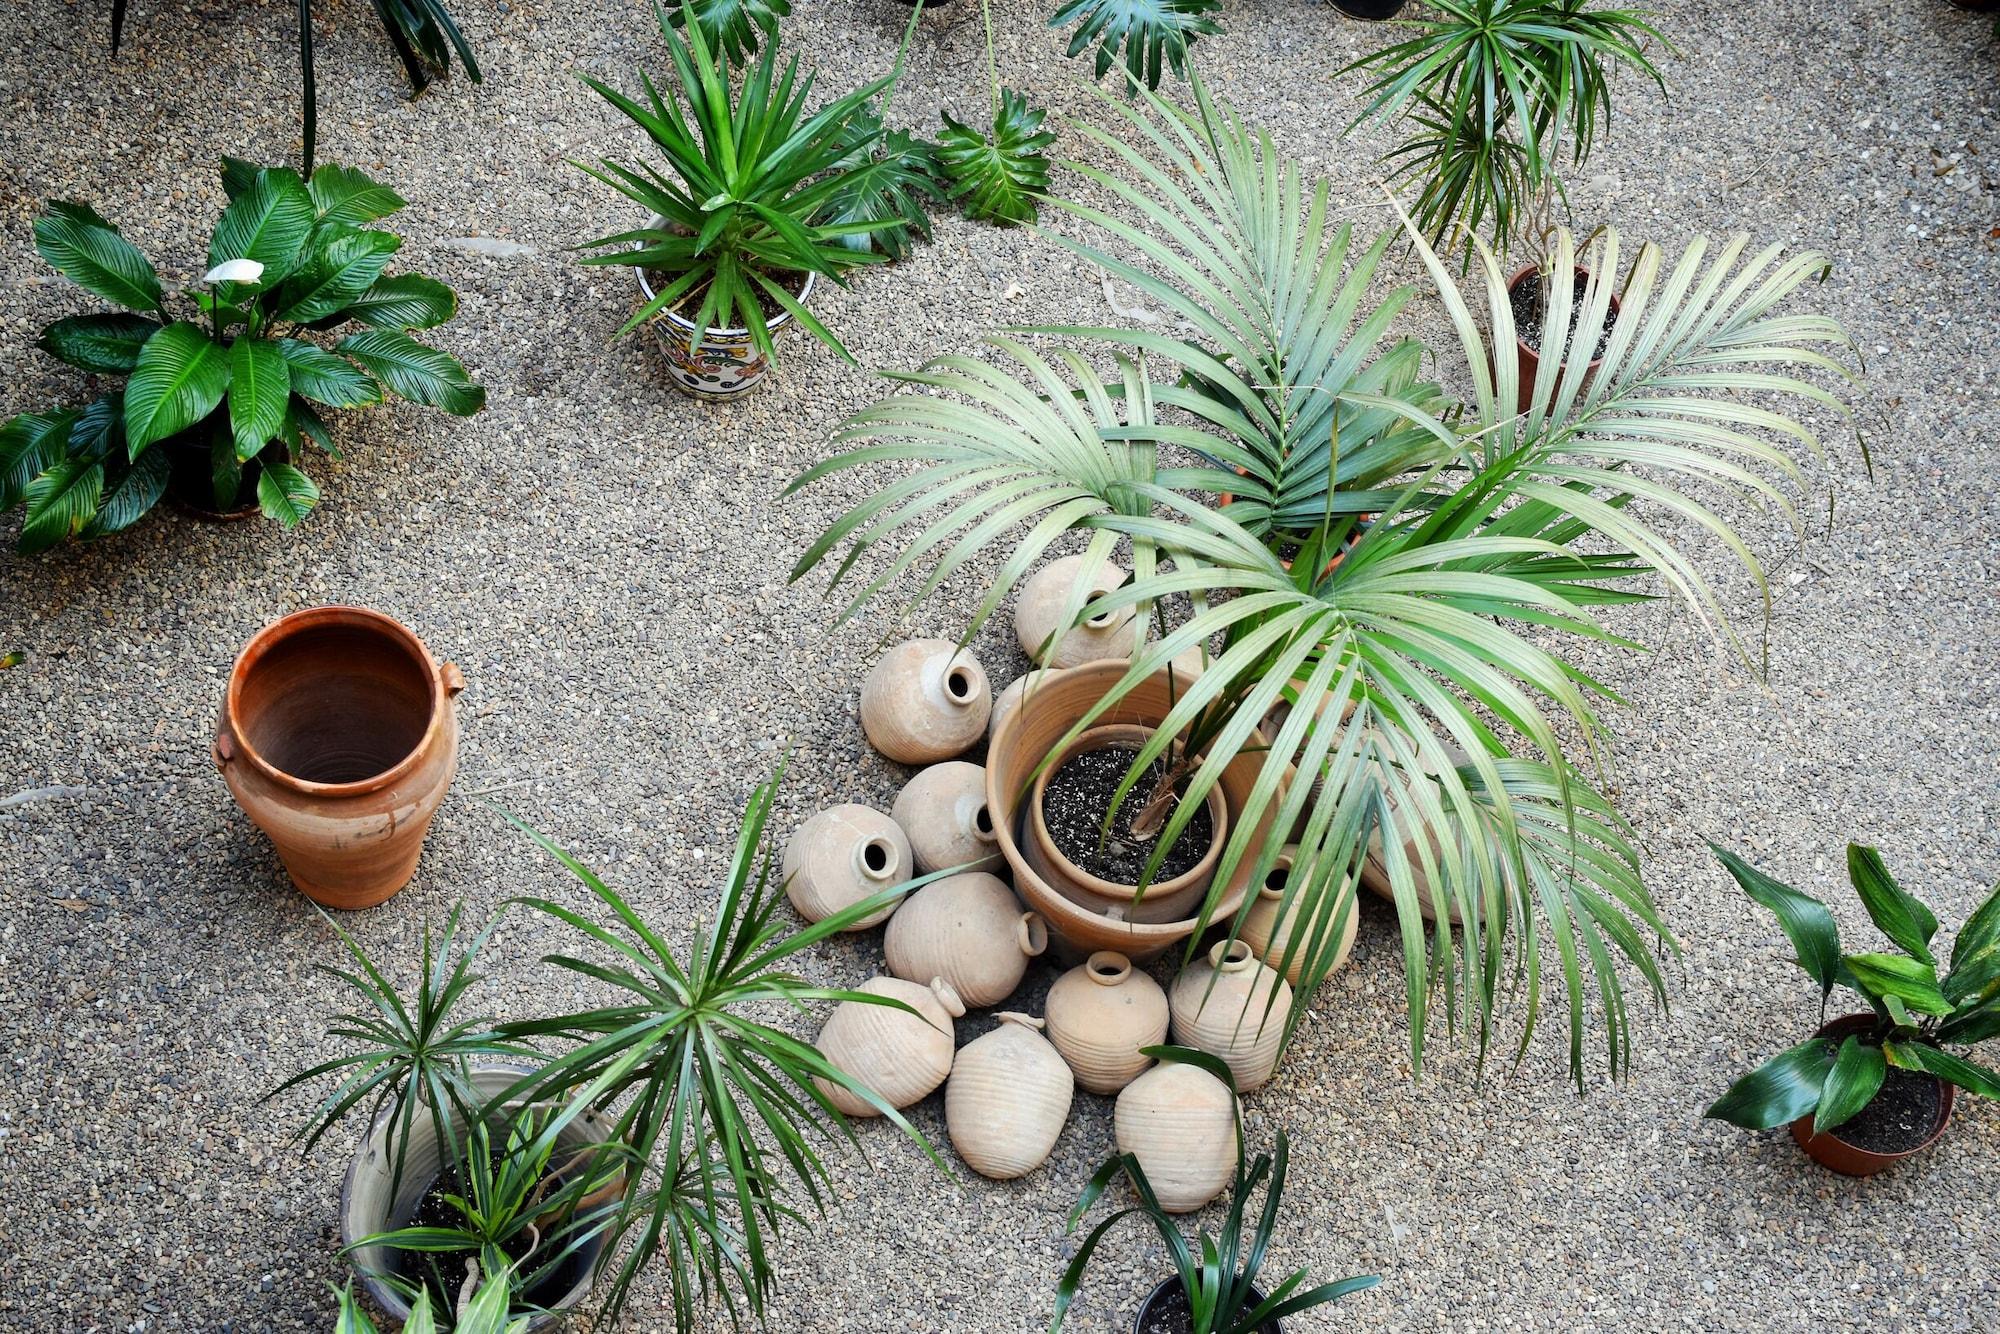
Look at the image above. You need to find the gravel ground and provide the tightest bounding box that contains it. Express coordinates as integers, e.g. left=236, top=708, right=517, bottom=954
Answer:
left=2, top=0, right=1998, bottom=1330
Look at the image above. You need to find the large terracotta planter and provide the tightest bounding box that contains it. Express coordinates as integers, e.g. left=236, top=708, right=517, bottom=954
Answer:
left=1787, top=1014, right=1955, bottom=1177
left=214, top=606, right=464, bottom=909
left=987, top=660, right=1272, bottom=961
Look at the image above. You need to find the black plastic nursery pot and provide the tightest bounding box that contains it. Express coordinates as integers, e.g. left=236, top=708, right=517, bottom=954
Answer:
left=1136, top=1278, right=1279, bottom=1334
left=1787, top=1014, right=1955, bottom=1177
left=1328, top=0, right=1408, bottom=17
left=165, top=433, right=277, bottom=522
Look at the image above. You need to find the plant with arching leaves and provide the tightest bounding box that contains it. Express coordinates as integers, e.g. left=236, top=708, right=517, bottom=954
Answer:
left=1049, top=0, right=1223, bottom=93
left=1706, top=843, right=2000, bottom=1137
left=332, top=1266, right=528, bottom=1333
left=1, top=159, right=482, bottom=552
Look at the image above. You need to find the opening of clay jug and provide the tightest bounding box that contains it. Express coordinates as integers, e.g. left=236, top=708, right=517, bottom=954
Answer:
left=237, top=617, right=435, bottom=785
left=973, top=803, right=995, bottom=837
left=859, top=835, right=896, bottom=878
left=1087, top=951, right=1131, bottom=984
left=945, top=665, right=976, bottom=700
left=1262, top=859, right=1293, bottom=897
left=1084, top=590, right=1117, bottom=628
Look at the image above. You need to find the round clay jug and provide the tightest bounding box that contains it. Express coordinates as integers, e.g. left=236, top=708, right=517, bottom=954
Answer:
left=1357, top=742, right=1466, bottom=925
left=860, top=639, right=992, bottom=764
left=1168, top=940, right=1292, bottom=1093
left=1240, top=845, right=1359, bottom=987
left=1014, top=554, right=1139, bottom=669
left=1114, top=1061, right=1238, bottom=1213
left=945, top=1013, right=1075, bottom=1179
left=814, top=976, right=964, bottom=1116
left=990, top=668, right=1053, bottom=742
left=884, top=872, right=1048, bottom=1008
left=1044, top=951, right=1169, bottom=1094
left=892, top=762, right=1001, bottom=875
left=214, top=605, right=464, bottom=909
left=782, top=804, right=912, bottom=930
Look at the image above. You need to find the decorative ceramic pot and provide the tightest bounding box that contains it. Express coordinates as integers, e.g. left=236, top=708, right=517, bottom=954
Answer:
left=1240, top=845, right=1359, bottom=987
left=341, top=1063, right=621, bottom=1331
left=634, top=227, right=815, bottom=400
left=814, top=975, right=964, bottom=1116
left=214, top=606, right=464, bottom=909
left=884, top=872, right=1047, bottom=1008
left=1023, top=722, right=1229, bottom=925
left=1013, top=554, right=1140, bottom=669
left=1114, top=1061, right=1237, bottom=1213
left=1044, top=951, right=1169, bottom=1094
left=1788, top=1014, right=1955, bottom=1177
left=860, top=639, right=992, bottom=764
left=988, top=660, right=1273, bottom=961
left=1169, top=939, right=1292, bottom=1094
left=945, top=1013, right=1074, bottom=1179
left=892, top=761, right=1001, bottom=875
left=1505, top=263, right=1620, bottom=392
left=781, top=803, right=913, bottom=930
left=989, top=668, right=1054, bottom=742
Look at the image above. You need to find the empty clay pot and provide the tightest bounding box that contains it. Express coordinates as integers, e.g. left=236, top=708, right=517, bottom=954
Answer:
left=989, top=668, right=1054, bottom=742
left=814, top=975, right=964, bottom=1116
left=860, top=639, right=992, bottom=764
left=946, top=1013, right=1075, bottom=1179
left=782, top=804, right=913, bottom=930
left=1240, top=845, right=1359, bottom=988
left=1169, top=939, right=1292, bottom=1094
left=892, top=762, right=1001, bottom=875
left=884, top=872, right=1047, bottom=1009
left=214, top=606, right=464, bottom=909
left=1013, top=554, right=1139, bottom=669
left=1114, top=1061, right=1238, bottom=1213
left=1044, top=951, right=1169, bottom=1094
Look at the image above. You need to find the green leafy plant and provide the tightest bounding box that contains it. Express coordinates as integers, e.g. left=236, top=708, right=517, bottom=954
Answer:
left=817, top=6, right=947, bottom=264
left=333, top=1268, right=527, bottom=1334
left=1055, top=1047, right=1378, bottom=1333
left=1050, top=0, right=1222, bottom=92
left=663, top=0, right=793, bottom=64
left=791, top=73, right=1857, bottom=1084
left=2, top=160, right=482, bottom=552
left=938, top=0, right=1056, bottom=227
left=1705, top=844, right=2000, bottom=1134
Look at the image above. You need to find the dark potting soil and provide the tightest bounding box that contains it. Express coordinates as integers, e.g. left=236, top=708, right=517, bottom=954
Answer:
left=1510, top=269, right=1615, bottom=363
left=391, top=1162, right=589, bottom=1313
left=1139, top=1283, right=1277, bottom=1334
left=1827, top=1058, right=1945, bottom=1154
left=1044, top=744, right=1214, bottom=886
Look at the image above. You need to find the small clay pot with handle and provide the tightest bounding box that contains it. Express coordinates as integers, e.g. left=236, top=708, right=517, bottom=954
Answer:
left=1788, top=1014, right=1955, bottom=1177
left=215, top=606, right=464, bottom=909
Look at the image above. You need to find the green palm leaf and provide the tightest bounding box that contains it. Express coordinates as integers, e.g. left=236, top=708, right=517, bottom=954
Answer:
left=664, top=0, right=792, bottom=64
left=1049, top=0, right=1222, bottom=91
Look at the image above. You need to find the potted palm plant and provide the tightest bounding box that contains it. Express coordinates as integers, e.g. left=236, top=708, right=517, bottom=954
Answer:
left=1706, top=843, right=2000, bottom=1176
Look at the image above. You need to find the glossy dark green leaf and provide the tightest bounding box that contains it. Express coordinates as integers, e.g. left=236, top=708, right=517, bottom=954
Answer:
left=1887, top=1041, right=2000, bottom=1101
left=285, top=396, right=337, bottom=457
left=342, top=273, right=457, bottom=330
left=1811, top=1035, right=1885, bottom=1135
left=938, top=90, right=1054, bottom=227
left=1950, top=876, right=2000, bottom=976
left=1, top=410, right=79, bottom=509
left=36, top=313, right=159, bottom=373
left=220, top=156, right=262, bottom=200
left=210, top=167, right=317, bottom=284
left=274, top=226, right=402, bottom=323
left=335, top=330, right=484, bottom=415
left=307, top=164, right=408, bottom=226
left=1710, top=844, right=1841, bottom=1000
left=18, top=457, right=105, bottom=553
left=228, top=339, right=291, bottom=459
left=1844, top=953, right=1952, bottom=1016
left=67, top=395, right=124, bottom=462
left=820, top=111, right=944, bottom=261
left=1847, top=843, right=1937, bottom=964
left=33, top=202, right=163, bottom=312
left=209, top=432, right=243, bottom=511
left=276, top=339, right=382, bottom=409
left=123, top=322, right=230, bottom=454
left=1938, top=1001, right=2000, bottom=1046
left=81, top=447, right=171, bottom=537
left=256, top=460, right=319, bottom=527
left=1704, top=1037, right=1835, bottom=1130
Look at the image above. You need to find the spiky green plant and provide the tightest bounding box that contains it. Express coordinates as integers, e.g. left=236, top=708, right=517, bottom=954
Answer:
left=1050, top=0, right=1223, bottom=92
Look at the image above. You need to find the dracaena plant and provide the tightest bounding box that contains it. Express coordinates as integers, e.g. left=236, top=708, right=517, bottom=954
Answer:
left=791, top=72, right=1858, bottom=1085
left=333, top=1267, right=527, bottom=1334
left=1054, top=1048, right=1379, bottom=1333
left=2, top=159, right=483, bottom=552
left=1705, top=844, right=2000, bottom=1136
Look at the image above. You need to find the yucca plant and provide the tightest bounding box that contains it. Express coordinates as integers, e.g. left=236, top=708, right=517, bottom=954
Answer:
left=790, top=73, right=1857, bottom=1083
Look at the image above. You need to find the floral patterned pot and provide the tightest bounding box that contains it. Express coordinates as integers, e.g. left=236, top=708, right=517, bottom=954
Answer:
left=633, top=237, right=815, bottom=401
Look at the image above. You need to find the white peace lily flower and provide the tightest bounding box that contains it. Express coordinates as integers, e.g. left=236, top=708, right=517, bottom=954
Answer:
left=202, top=258, right=265, bottom=285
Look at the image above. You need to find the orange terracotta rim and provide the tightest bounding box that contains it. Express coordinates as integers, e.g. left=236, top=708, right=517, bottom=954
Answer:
left=1507, top=263, right=1622, bottom=373
left=222, top=605, right=454, bottom=799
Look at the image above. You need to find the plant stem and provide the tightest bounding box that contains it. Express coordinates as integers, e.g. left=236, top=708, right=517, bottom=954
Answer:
left=879, top=0, right=923, bottom=127
left=980, top=0, right=999, bottom=121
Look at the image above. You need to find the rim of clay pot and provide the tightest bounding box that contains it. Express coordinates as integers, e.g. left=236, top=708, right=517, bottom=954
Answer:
left=1506, top=262, right=1621, bottom=375
left=853, top=831, right=902, bottom=883
left=1027, top=722, right=1230, bottom=910
left=929, top=976, right=968, bottom=1019
left=1787, top=1013, right=1955, bottom=1176
left=1136, top=1277, right=1280, bottom=1334
left=1208, top=938, right=1258, bottom=973
left=1084, top=951, right=1133, bottom=985
left=634, top=214, right=814, bottom=340
left=222, top=605, right=458, bottom=799
left=1256, top=852, right=1297, bottom=902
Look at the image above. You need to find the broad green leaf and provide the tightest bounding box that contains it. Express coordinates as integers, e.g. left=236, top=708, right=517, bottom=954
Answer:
left=1886, top=1041, right=2000, bottom=1101
left=1938, top=1002, right=2000, bottom=1046
left=1847, top=843, right=1938, bottom=963
left=81, top=448, right=172, bottom=537
left=256, top=461, right=319, bottom=527
left=285, top=396, right=336, bottom=456
left=227, top=339, right=291, bottom=459
left=307, top=164, right=407, bottom=226
left=18, top=457, right=104, bottom=553
left=1811, top=1035, right=1885, bottom=1135
left=209, top=168, right=317, bottom=284
left=937, top=91, right=1054, bottom=227
left=1951, top=877, right=2000, bottom=975
left=1711, top=844, right=1841, bottom=1000
left=342, top=273, right=457, bottom=329
left=67, top=395, right=124, bottom=462
left=274, top=226, right=402, bottom=323
left=220, top=156, right=262, bottom=201
left=1, top=410, right=79, bottom=509
left=663, top=0, right=792, bottom=64
left=36, top=313, right=159, bottom=373
left=1843, top=952, right=1952, bottom=1016
left=336, top=330, right=485, bottom=415
left=1944, top=942, right=2000, bottom=1007
left=276, top=339, right=382, bottom=409
left=33, top=202, right=162, bottom=312
left=209, top=432, right=243, bottom=511
left=1704, top=1037, right=1835, bottom=1130
left=122, top=322, right=229, bottom=453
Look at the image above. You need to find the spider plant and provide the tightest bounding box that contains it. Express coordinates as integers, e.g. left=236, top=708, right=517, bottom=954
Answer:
left=333, top=1267, right=527, bottom=1333
left=789, top=73, right=1857, bottom=1084
left=1049, top=0, right=1223, bottom=93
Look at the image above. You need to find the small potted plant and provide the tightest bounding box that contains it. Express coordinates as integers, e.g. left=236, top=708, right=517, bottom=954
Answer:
left=1706, top=843, right=2000, bottom=1176
left=1054, top=1047, right=1379, bottom=1333
left=2, top=159, right=481, bottom=551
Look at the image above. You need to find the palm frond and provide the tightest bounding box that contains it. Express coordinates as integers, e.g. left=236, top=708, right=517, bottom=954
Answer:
left=1048, top=0, right=1222, bottom=92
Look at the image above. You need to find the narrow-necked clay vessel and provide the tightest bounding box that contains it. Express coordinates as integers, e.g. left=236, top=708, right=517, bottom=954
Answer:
left=814, top=975, right=964, bottom=1116
left=1168, top=939, right=1292, bottom=1093
left=891, top=762, right=1000, bottom=875
left=1357, top=742, right=1468, bottom=925
left=1014, top=554, right=1139, bottom=669
left=884, top=872, right=1047, bottom=1009
left=989, top=668, right=1053, bottom=743
left=945, top=1013, right=1074, bottom=1179
left=1114, top=1061, right=1238, bottom=1213
left=214, top=605, right=464, bottom=909
left=1044, top=951, right=1169, bottom=1094
left=860, top=640, right=991, bottom=764
left=781, top=804, right=913, bottom=930
left=1240, top=845, right=1359, bottom=987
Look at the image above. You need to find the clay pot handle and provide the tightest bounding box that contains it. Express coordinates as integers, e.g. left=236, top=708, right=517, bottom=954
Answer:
left=929, top=977, right=967, bottom=1019
left=1017, top=912, right=1049, bottom=959
left=1085, top=951, right=1132, bottom=986
left=212, top=724, right=237, bottom=770
left=439, top=660, right=467, bottom=698
left=996, top=1011, right=1046, bottom=1032
left=1209, top=938, right=1256, bottom=973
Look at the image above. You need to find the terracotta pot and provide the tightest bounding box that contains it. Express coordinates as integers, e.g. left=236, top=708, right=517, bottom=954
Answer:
left=1013, top=554, right=1140, bottom=669
left=1135, top=1278, right=1280, bottom=1334
left=814, top=975, right=964, bottom=1116
left=990, top=668, right=1054, bottom=742
left=988, top=660, right=1271, bottom=961
left=946, top=1013, right=1074, bottom=1179
left=1356, top=739, right=1466, bottom=925
left=1168, top=939, right=1293, bottom=1094
left=1787, top=1014, right=1955, bottom=1177
left=634, top=225, right=816, bottom=401
left=1505, top=264, right=1620, bottom=392
left=892, top=761, right=1001, bottom=875
left=860, top=639, right=992, bottom=764
left=1240, top=845, right=1359, bottom=988
left=214, top=606, right=463, bottom=909
left=884, top=871, right=1047, bottom=1008
left=340, top=1063, right=620, bottom=1331
left=1044, top=951, right=1169, bottom=1094
left=1114, top=1061, right=1237, bottom=1213
left=781, top=803, right=913, bottom=930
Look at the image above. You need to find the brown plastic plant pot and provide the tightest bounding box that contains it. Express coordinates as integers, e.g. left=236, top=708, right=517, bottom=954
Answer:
left=1505, top=264, right=1621, bottom=392
left=214, top=605, right=465, bottom=909
left=1135, top=1277, right=1280, bottom=1333
left=1788, top=1013, right=1955, bottom=1177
